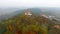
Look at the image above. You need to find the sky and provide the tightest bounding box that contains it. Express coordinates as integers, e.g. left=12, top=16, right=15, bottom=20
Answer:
left=0, top=0, right=60, bottom=8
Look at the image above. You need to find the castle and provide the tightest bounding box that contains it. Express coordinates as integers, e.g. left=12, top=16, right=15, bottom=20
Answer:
left=25, top=9, right=32, bottom=16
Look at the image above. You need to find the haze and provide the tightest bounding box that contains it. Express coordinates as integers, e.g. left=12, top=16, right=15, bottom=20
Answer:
left=0, top=0, right=60, bottom=8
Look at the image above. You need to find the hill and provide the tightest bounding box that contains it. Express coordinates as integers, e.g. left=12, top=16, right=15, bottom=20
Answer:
left=0, top=8, right=60, bottom=34
left=0, top=11, right=60, bottom=34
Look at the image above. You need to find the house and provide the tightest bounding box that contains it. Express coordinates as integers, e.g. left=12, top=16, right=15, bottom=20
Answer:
left=41, top=14, right=49, bottom=18
left=54, top=25, right=60, bottom=29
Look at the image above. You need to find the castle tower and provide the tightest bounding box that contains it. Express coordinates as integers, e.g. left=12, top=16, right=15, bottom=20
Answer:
left=25, top=9, right=32, bottom=16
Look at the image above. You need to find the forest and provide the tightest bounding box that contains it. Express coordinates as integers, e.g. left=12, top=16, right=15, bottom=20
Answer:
left=0, top=13, right=60, bottom=34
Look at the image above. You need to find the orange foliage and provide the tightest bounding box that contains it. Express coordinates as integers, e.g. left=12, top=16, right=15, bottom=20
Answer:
left=16, top=30, right=23, bottom=34
left=8, top=25, right=13, bottom=31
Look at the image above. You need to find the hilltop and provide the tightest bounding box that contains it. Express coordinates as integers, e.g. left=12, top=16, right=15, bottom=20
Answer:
left=1, top=8, right=60, bottom=20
